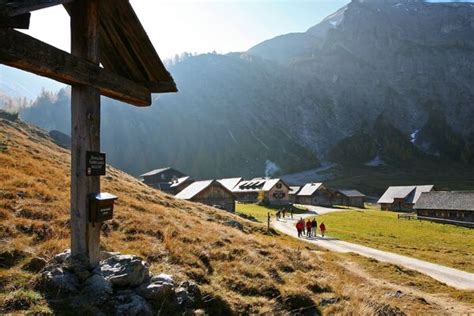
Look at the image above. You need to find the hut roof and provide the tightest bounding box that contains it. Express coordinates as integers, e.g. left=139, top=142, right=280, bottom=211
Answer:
left=175, top=180, right=214, bottom=200
left=169, top=176, right=192, bottom=189
left=377, top=185, right=433, bottom=204
left=139, top=167, right=186, bottom=178
left=338, top=189, right=366, bottom=198
left=218, top=177, right=243, bottom=191
left=414, top=191, right=474, bottom=211
left=175, top=180, right=233, bottom=200
left=297, top=183, right=324, bottom=196
left=232, top=178, right=289, bottom=193
left=289, top=186, right=301, bottom=195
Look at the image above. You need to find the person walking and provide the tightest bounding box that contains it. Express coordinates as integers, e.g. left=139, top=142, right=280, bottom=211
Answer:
left=311, top=218, right=317, bottom=237
left=296, top=218, right=304, bottom=238
left=306, top=219, right=312, bottom=238
left=320, top=222, right=326, bottom=238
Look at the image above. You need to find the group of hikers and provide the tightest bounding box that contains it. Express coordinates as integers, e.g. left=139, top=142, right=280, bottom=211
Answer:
left=295, top=218, right=326, bottom=238
left=275, top=208, right=293, bottom=219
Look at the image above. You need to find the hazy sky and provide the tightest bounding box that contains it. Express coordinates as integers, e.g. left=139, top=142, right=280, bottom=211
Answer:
left=21, top=0, right=349, bottom=59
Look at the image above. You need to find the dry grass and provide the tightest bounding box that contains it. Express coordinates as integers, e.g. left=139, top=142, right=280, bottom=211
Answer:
left=0, top=119, right=471, bottom=314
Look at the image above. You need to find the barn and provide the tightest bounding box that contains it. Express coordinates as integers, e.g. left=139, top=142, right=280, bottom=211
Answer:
left=377, top=185, right=434, bottom=211
left=296, top=183, right=332, bottom=206
left=232, top=178, right=290, bottom=206
left=335, top=190, right=366, bottom=208
left=139, top=167, right=189, bottom=193
left=175, top=180, right=236, bottom=212
left=414, top=191, right=474, bottom=227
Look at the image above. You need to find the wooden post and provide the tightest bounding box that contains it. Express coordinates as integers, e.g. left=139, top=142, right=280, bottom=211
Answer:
left=70, top=0, right=101, bottom=266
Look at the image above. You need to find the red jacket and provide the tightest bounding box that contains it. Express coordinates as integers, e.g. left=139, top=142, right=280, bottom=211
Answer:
left=296, top=221, right=304, bottom=230
left=320, top=223, right=326, bottom=231
left=306, top=221, right=312, bottom=229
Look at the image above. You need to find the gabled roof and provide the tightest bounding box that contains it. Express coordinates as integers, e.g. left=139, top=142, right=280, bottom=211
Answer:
left=140, top=167, right=186, bottom=179
left=169, top=176, right=192, bottom=189
left=289, top=186, right=301, bottom=195
left=415, top=191, right=474, bottom=212
left=232, top=178, right=289, bottom=193
left=338, top=189, right=366, bottom=198
left=217, top=178, right=243, bottom=191
left=297, top=183, right=324, bottom=196
left=175, top=180, right=214, bottom=200
left=377, top=185, right=434, bottom=204
left=175, top=180, right=234, bottom=200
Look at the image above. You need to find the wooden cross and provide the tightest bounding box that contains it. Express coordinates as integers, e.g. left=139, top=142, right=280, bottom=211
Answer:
left=0, top=0, right=176, bottom=266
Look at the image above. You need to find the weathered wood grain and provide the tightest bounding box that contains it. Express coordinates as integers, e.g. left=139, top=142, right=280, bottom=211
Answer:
left=65, top=0, right=177, bottom=93
left=70, top=0, right=101, bottom=266
left=0, top=28, right=151, bottom=106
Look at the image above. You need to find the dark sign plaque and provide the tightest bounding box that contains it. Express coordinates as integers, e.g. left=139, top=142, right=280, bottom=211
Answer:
left=86, top=151, right=106, bottom=176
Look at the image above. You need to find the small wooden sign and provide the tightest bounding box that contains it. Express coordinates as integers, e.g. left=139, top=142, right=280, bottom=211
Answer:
left=86, top=151, right=106, bottom=176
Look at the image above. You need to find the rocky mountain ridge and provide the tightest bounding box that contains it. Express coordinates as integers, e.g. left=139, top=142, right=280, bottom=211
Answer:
left=7, top=0, right=474, bottom=186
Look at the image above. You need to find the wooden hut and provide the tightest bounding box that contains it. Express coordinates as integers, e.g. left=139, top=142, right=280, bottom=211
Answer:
left=335, top=190, right=366, bottom=208
left=175, top=180, right=236, bottom=212
left=140, top=167, right=190, bottom=193
left=296, top=183, right=332, bottom=206
left=232, top=178, right=290, bottom=205
left=378, top=185, right=434, bottom=211
left=414, top=191, right=474, bottom=227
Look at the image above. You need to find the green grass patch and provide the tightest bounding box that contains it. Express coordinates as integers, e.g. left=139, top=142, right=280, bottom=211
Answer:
left=236, top=203, right=307, bottom=222
left=316, top=207, right=474, bottom=272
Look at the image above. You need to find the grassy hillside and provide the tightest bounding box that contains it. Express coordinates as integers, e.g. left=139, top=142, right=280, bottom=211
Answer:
left=0, top=118, right=472, bottom=314
left=315, top=208, right=474, bottom=273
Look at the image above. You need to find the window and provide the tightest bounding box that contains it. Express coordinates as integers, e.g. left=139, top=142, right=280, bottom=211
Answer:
left=276, top=183, right=282, bottom=189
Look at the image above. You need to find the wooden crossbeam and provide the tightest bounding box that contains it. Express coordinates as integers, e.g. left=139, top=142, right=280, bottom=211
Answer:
left=0, top=29, right=151, bottom=106
left=0, top=0, right=74, bottom=17
left=0, top=13, right=30, bottom=29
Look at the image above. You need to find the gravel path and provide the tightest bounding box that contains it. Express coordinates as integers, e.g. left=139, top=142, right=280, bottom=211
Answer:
left=273, top=206, right=474, bottom=290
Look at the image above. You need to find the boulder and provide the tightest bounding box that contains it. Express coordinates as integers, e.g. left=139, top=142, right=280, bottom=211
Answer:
left=137, top=281, right=174, bottom=301
left=101, top=255, right=149, bottom=288
left=53, top=249, right=71, bottom=264
left=40, top=266, right=79, bottom=296
left=115, top=293, right=153, bottom=316
left=82, top=274, right=113, bottom=305
left=151, top=273, right=174, bottom=285
left=176, top=280, right=202, bottom=308
left=22, top=257, right=47, bottom=272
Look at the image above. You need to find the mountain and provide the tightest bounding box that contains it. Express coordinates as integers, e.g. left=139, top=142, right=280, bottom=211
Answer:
left=15, top=0, right=474, bottom=192
left=1, top=117, right=450, bottom=314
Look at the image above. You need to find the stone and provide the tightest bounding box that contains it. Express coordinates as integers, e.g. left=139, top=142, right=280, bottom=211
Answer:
left=82, top=274, right=113, bottom=305
left=53, top=249, right=71, bottom=264
left=100, top=255, right=149, bottom=288
left=151, top=273, right=174, bottom=285
left=22, top=257, right=47, bottom=272
left=137, top=281, right=174, bottom=301
left=115, top=293, right=153, bottom=316
left=176, top=280, right=202, bottom=308
left=40, top=266, right=79, bottom=295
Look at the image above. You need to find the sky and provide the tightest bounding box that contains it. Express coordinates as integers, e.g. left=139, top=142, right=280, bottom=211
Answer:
left=21, top=0, right=350, bottom=60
